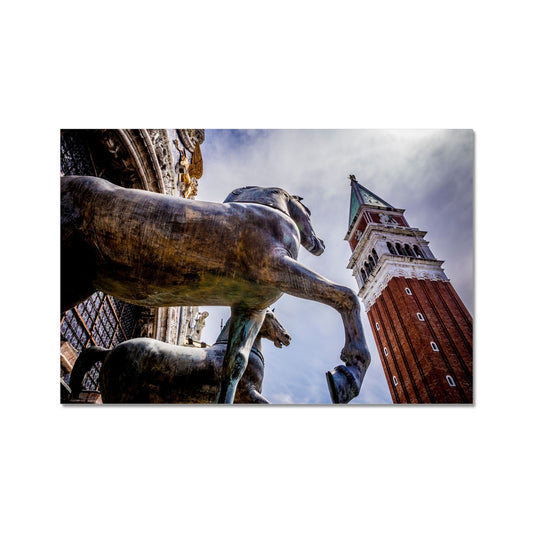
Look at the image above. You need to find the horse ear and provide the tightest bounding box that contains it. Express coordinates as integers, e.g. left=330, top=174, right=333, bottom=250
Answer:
left=293, top=195, right=303, bottom=202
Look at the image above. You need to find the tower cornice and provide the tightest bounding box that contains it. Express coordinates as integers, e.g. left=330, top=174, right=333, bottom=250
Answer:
left=356, top=255, right=448, bottom=311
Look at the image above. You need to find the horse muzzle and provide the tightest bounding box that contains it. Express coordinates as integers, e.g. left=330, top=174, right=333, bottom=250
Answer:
left=273, top=332, right=291, bottom=348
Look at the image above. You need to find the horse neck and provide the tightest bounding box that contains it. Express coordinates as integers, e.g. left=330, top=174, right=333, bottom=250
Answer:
left=252, top=336, right=262, bottom=355
left=213, top=319, right=263, bottom=355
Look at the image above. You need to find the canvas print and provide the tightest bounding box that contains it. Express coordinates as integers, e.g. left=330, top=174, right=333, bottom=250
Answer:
left=60, top=129, right=473, bottom=405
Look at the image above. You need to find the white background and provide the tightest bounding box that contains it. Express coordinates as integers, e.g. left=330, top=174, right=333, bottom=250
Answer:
left=1, top=1, right=531, bottom=532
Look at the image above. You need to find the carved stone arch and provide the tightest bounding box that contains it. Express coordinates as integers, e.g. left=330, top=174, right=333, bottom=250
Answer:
left=96, top=129, right=177, bottom=194
left=177, top=129, right=206, bottom=153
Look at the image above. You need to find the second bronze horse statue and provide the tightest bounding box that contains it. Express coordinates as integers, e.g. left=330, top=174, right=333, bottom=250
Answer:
left=61, top=176, right=371, bottom=403
left=68, top=309, right=291, bottom=404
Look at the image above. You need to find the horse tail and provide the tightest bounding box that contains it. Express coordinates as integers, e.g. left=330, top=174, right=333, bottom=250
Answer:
left=69, top=346, right=109, bottom=399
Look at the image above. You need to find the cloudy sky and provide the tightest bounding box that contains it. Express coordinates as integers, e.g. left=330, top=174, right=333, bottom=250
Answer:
left=194, top=129, right=474, bottom=404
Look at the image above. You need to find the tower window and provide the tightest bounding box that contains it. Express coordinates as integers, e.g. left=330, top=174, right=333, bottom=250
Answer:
left=405, top=287, right=412, bottom=295
left=372, top=248, right=378, bottom=262
left=395, top=243, right=403, bottom=255
left=446, top=375, right=456, bottom=387
left=387, top=242, right=397, bottom=255
left=417, top=312, right=425, bottom=321
left=383, top=347, right=388, bottom=356
left=404, top=244, right=414, bottom=257
left=392, top=376, right=398, bottom=386
left=360, top=269, right=367, bottom=283
left=430, top=341, right=439, bottom=351
left=413, top=245, right=424, bottom=258
left=375, top=322, right=380, bottom=330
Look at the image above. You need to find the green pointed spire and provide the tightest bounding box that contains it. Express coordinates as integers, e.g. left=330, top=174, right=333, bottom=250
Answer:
left=348, top=175, right=393, bottom=227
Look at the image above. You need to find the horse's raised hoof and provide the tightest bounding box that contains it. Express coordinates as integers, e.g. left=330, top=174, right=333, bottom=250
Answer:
left=326, top=364, right=366, bottom=404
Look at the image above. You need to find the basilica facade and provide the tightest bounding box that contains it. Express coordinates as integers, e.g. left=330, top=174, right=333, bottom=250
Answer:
left=60, top=129, right=207, bottom=402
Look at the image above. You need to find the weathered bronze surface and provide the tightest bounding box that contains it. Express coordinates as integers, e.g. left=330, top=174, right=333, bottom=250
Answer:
left=68, top=309, right=291, bottom=403
left=61, top=177, right=371, bottom=403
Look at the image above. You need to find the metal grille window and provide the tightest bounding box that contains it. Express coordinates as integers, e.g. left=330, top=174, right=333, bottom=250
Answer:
left=61, top=292, right=142, bottom=390
left=61, top=132, right=93, bottom=175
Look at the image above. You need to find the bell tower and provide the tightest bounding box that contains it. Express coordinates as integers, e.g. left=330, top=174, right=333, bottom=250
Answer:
left=345, top=175, right=473, bottom=403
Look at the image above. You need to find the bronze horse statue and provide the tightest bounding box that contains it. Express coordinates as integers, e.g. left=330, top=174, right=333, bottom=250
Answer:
left=61, top=176, right=371, bottom=403
left=68, top=309, right=291, bottom=404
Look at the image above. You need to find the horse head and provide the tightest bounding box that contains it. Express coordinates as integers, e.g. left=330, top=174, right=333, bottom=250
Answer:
left=260, top=309, right=291, bottom=348
left=287, top=195, right=325, bottom=256
left=224, top=186, right=325, bottom=256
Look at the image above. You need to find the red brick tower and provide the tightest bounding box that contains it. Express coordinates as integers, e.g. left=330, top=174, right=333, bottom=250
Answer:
left=345, top=175, right=473, bottom=403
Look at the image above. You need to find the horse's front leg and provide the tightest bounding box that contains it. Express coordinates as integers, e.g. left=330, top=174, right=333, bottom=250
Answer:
left=216, top=307, right=266, bottom=404
left=268, top=255, right=371, bottom=404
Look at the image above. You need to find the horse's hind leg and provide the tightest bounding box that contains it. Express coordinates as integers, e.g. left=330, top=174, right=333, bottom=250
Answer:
left=216, top=307, right=266, bottom=404
left=267, top=255, right=371, bottom=403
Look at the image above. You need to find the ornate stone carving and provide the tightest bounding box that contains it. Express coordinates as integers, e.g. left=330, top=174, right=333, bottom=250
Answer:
left=177, top=129, right=205, bottom=152
left=147, top=129, right=177, bottom=196
left=101, top=130, right=139, bottom=187
left=136, top=309, right=155, bottom=338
